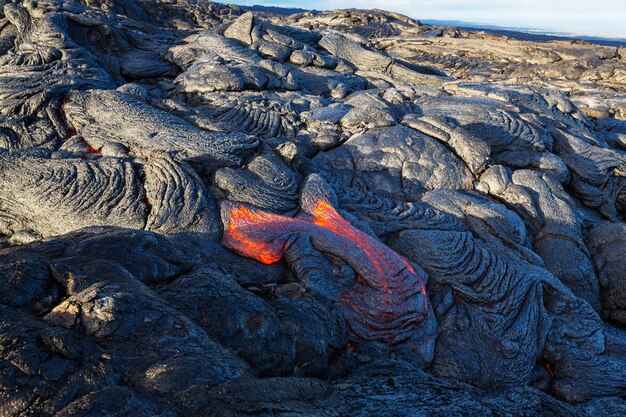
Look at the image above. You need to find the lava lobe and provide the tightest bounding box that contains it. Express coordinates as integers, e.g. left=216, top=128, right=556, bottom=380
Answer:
left=221, top=175, right=437, bottom=366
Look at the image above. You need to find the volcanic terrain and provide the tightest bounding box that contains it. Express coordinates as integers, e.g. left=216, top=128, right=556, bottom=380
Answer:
left=1, top=1, right=626, bottom=416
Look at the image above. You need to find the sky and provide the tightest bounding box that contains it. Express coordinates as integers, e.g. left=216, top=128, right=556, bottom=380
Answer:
left=228, top=0, right=626, bottom=38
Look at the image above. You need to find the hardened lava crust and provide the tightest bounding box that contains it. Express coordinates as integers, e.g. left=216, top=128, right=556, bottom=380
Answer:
left=1, top=1, right=626, bottom=416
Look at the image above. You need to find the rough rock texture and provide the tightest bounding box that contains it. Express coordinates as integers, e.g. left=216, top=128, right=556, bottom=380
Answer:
left=1, top=1, right=626, bottom=416
left=221, top=174, right=437, bottom=367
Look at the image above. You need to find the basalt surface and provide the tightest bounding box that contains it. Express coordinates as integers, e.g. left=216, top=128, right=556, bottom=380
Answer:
left=270, top=8, right=626, bottom=121
left=1, top=1, right=626, bottom=416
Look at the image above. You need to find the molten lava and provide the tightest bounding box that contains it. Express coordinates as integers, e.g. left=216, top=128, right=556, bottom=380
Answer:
left=538, top=358, right=556, bottom=379
left=221, top=196, right=437, bottom=366
left=225, top=205, right=294, bottom=264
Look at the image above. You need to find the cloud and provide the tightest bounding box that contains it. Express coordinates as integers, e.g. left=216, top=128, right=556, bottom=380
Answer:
left=229, top=0, right=626, bottom=37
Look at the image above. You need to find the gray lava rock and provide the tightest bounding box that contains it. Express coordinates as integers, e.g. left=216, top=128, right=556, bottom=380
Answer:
left=1, top=1, right=626, bottom=416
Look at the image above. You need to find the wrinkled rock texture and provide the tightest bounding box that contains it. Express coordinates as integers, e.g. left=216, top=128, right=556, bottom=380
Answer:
left=1, top=1, right=626, bottom=416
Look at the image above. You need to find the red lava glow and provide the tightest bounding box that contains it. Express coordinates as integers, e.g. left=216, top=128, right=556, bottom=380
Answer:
left=88, top=146, right=102, bottom=155
left=308, top=199, right=391, bottom=292
left=222, top=199, right=426, bottom=296
left=347, top=341, right=356, bottom=351
left=538, top=359, right=556, bottom=379
left=224, top=205, right=296, bottom=265
left=221, top=198, right=434, bottom=352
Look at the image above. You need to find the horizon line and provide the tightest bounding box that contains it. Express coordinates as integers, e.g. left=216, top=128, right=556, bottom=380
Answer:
left=232, top=2, right=626, bottom=42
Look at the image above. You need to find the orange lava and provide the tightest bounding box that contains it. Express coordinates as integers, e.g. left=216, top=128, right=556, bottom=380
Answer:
left=223, top=199, right=423, bottom=295
left=308, top=199, right=391, bottom=291
left=225, top=205, right=295, bottom=264
left=221, top=198, right=433, bottom=351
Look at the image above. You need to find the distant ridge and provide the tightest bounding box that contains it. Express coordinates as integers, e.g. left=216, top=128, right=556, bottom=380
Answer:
left=232, top=3, right=626, bottom=47
left=243, top=4, right=312, bottom=15
left=421, top=19, right=626, bottom=47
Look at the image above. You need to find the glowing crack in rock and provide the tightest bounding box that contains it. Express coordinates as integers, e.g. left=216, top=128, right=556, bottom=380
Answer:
left=221, top=177, right=437, bottom=366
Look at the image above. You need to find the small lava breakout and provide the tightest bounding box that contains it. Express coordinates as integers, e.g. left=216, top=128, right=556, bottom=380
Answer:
left=221, top=175, right=437, bottom=366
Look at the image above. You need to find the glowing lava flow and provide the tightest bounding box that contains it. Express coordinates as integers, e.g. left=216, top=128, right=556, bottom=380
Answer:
left=224, top=205, right=296, bottom=265
left=221, top=193, right=437, bottom=366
